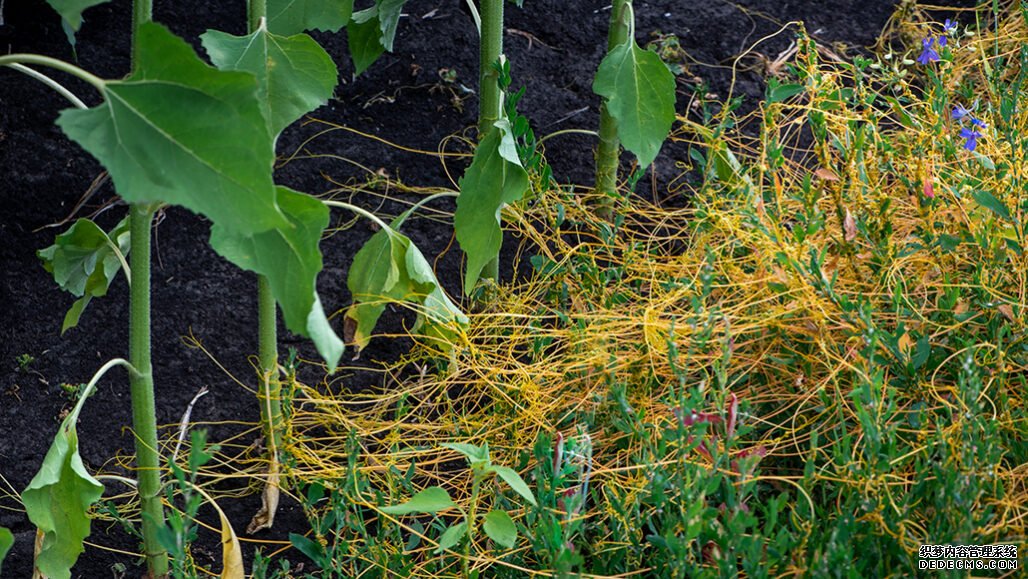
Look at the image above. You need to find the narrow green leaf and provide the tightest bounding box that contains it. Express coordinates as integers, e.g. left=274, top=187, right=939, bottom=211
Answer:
left=347, top=9, right=386, bottom=76
left=768, top=82, right=804, bottom=103
left=454, top=120, right=530, bottom=293
left=21, top=401, right=104, bottom=579
left=441, top=442, right=489, bottom=464
left=44, top=0, right=110, bottom=42
left=346, top=225, right=466, bottom=351
left=0, top=527, right=12, bottom=575
left=491, top=465, right=537, bottom=506
left=37, top=218, right=130, bottom=333
left=266, top=0, right=353, bottom=35
left=435, top=521, right=468, bottom=554
left=210, top=187, right=343, bottom=370
left=482, top=510, right=517, bottom=548
left=288, top=533, right=326, bottom=564
left=381, top=487, right=455, bottom=515
left=972, top=190, right=1012, bottom=221
left=593, top=37, right=676, bottom=167
left=202, top=26, right=338, bottom=138
left=58, top=23, right=286, bottom=236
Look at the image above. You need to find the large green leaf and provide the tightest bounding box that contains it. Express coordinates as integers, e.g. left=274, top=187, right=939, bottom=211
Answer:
left=21, top=399, right=104, bottom=579
left=210, top=187, right=343, bottom=370
left=202, top=25, right=338, bottom=138
left=57, top=22, right=286, bottom=236
left=45, top=0, right=109, bottom=43
left=346, top=224, right=466, bottom=351
left=0, top=527, right=12, bottom=575
left=38, top=218, right=130, bottom=334
left=482, top=510, right=517, bottom=548
left=454, top=119, right=530, bottom=293
left=381, top=487, right=455, bottom=515
left=266, top=0, right=353, bottom=35
left=592, top=35, right=676, bottom=168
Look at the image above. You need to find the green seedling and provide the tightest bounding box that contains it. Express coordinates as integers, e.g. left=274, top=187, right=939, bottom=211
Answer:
left=382, top=443, right=536, bottom=578
left=16, top=353, right=35, bottom=372
left=59, top=382, right=85, bottom=403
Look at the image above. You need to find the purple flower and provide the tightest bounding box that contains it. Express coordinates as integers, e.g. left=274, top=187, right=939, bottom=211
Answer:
left=918, top=37, right=940, bottom=64
left=952, top=105, right=970, bottom=120
left=938, top=35, right=948, bottom=47
left=971, top=118, right=987, bottom=129
left=960, top=126, right=982, bottom=151
left=944, top=19, right=958, bottom=33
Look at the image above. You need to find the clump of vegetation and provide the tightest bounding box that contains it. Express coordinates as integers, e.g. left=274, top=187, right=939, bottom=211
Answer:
left=3, top=0, right=1026, bottom=577
left=269, top=3, right=1027, bottom=577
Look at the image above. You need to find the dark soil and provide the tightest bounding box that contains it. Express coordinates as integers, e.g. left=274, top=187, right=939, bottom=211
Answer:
left=0, top=0, right=961, bottom=576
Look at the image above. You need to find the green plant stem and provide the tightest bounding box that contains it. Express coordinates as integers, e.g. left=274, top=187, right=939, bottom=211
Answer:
left=322, top=200, right=394, bottom=231
left=67, top=358, right=140, bottom=424
left=132, top=0, right=152, bottom=71
left=5, top=63, right=88, bottom=109
left=0, top=54, right=106, bottom=93
left=478, top=0, right=504, bottom=137
left=128, top=203, right=168, bottom=578
left=392, top=191, right=460, bottom=230
left=257, top=275, right=280, bottom=450
left=536, top=128, right=600, bottom=147
left=248, top=0, right=267, bottom=35
left=463, top=476, right=482, bottom=579
left=594, top=0, right=631, bottom=220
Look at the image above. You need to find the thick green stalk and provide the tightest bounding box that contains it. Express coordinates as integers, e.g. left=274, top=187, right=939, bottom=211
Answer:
left=478, top=0, right=504, bottom=136
left=476, top=0, right=504, bottom=285
left=129, top=1, right=167, bottom=575
left=131, top=0, right=152, bottom=71
left=257, top=275, right=280, bottom=447
left=248, top=0, right=267, bottom=35
left=128, top=204, right=168, bottom=578
left=595, top=0, right=631, bottom=219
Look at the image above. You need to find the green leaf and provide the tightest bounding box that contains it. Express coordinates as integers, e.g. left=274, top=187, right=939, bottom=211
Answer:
left=347, top=9, right=387, bottom=76
left=0, top=527, right=12, bottom=575
left=441, top=442, right=489, bottom=465
left=21, top=399, right=104, bottom=579
left=482, top=510, right=517, bottom=548
left=345, top=225, right=466, bottom=351
left=454, top=119, right=530, bottom=293
left=381, top=487, right=455, bottom=515
left=58, top=23, right=286, bottom=236
left=266, top=0, right=353, bottom=35
left=38, top=218, right=130, bottom=333
left=592, top=36, right=676, bottom=167
left=288, top=533, right=327, bottom=564
left=210, top=187, right=343, bottom=370
left=491, top=465, right=537, bottom=506
left=376, top=0, right=406, bottom=52
left=768, top=82, right=804, bottom=103
left=202, top=25, right=338, bottom=139
left=972, top=190, right=1012, bottom=221
left=45, top=0, right=110, bottom=42
left=435, top=521, right=468, bottom=554
left=972, top=151, right=995, bottom=171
